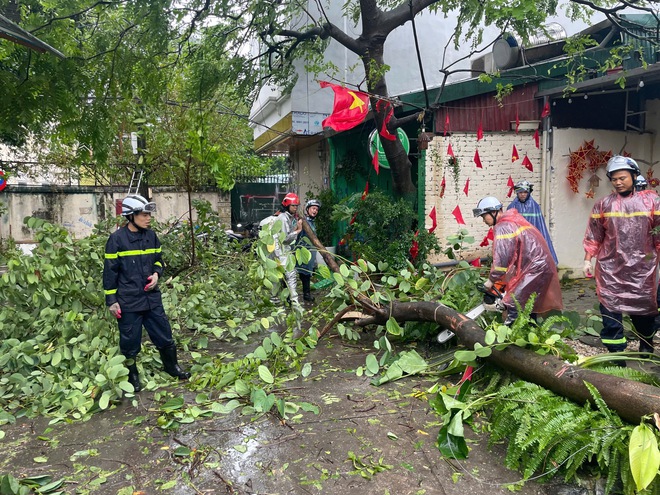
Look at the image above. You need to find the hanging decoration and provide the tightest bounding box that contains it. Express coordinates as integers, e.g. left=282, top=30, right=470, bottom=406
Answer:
left=371, top=148, right=380, bottom=175
left=506, top=176, right=515, bottom=197
left=522, top=155, right=534, bottom=172
left=515, top=107, right=520, bottom=134
left=566, top=140, right=612, bottom=194
left=463, top=178, right=470, bottom=196
left=533, top=129, right=540, bottom=149
left=470, top=258, right=481, bottom=267
left=409, top=231, right=420, bottom=261
left=452, top=205, right=466, bottom=225
left=474, top=149, right=482, bottom=168
left=511, top=145, right=519, bottom=162
left=319, top=81, right=370, bottom=131
left=440, top=175, right=446, bottom=198
left=647, top=169, right=660, bottom=189
left=477, top=121, right=483, bottom=141
left=480, top=228, right=494, bottom=247
left=541, top=101, right=551, bottom=118
left=376, top=100, right=396, bottom=141
left=444, top=113, right=450, bottom=136
left=428, top=206, right=437, bottom=233
left=361, top=182, right=369, bottom=200
left=447, top=142, right=454, bottom=157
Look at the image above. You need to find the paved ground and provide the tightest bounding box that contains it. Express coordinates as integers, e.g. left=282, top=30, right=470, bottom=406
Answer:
left=0, top=277, right=633, bottom=495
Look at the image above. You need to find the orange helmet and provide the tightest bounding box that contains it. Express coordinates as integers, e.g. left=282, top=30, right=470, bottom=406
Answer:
left=282, top=192, right=300, bottom=207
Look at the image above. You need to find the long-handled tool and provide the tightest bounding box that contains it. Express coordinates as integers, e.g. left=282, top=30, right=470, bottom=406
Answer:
left=436, top=282, right=506, bottom=344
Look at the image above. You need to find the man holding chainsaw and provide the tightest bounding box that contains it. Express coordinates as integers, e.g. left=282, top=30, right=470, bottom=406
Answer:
left=583, top=155, right=660, bottom=356
left=474, top=196, right=563, bottom=325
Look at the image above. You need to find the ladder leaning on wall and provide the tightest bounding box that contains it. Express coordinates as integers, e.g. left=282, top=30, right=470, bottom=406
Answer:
left=127, top=169, right=144, bottom=196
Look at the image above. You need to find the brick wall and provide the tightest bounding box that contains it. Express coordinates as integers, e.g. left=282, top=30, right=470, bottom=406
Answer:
left=425, top=131, right=542, bottom=264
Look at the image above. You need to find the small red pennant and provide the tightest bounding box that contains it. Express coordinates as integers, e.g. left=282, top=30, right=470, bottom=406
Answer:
left=480, top=228, right=494, bottom=246
left=361, top=182, right=369, bottom=200
left=541, top=101, right=551, bottom=118
left=463, top=178, right=470, bottom=196
left=522, top=155, right=534, bottom=172
left=477, top=121, right=483, bottom=141
left=376, top=100, right=396, bottom=141
left=452, top=205, right=465, bottom=225
left=372, top=147, right=380, bottom=175
left=511, top=145, right=519, bottom=162
left=474, top=148, right=482, bottom=168
left=428, top=206, right=437, bottom=233
left=440, top=175, right=446, bottom=198
left=507, top=176, right=515, bottom=198
left=533, top=129, right=540, bottom=149
left=444, top=113, right=450, bottom=136
left=447, top=142, right=454, bottom=158
left=515, top=108, right=520, bottom=134
left=470, top=258, right=481, bottom=267
left=409, top=231, right=419, bottom=261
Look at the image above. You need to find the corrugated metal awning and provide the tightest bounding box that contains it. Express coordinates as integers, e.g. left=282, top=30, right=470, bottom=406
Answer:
left=0, top=13, right=65, bottom=58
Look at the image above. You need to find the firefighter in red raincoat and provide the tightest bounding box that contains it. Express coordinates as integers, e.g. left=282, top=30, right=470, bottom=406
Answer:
left=474, top=196, right=563, bottom=324
left=583, top=155, right=660, bottom=356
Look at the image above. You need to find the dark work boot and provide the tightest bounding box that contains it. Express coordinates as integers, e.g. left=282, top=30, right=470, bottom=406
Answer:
left=301, top=274, right=314, bottom=302
left=126, top=361, right=142, bottom=392
left=159, top=344, right=191, bottom=380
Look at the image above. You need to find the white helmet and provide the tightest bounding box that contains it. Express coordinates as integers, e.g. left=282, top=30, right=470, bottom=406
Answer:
left=305, top=199, right=321, bottom=211
left=473, top=196, right=503, bottom=217
left=121, top=194, right=157, bottom=217
left=635, top=176, right=648, bottom=191
left=606, top=155, right=640, bottom=179
left=514, top=180, right=533, bottom=194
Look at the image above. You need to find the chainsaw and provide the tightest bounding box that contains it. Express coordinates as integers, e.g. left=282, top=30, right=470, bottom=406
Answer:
left=436, top=281, right=506, bottom=344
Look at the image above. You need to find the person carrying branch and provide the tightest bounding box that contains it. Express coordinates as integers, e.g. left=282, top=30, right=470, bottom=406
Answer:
left=474, top=196, right=563, bottom=325
left=583, top=156, right=660, bottom=357
left=103, top=194, right=191, bottom=392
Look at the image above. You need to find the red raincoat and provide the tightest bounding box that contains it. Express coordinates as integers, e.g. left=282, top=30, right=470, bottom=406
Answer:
left=583, top=191, right=660, bottom=315
left=489, top=209, right=563, bottom=313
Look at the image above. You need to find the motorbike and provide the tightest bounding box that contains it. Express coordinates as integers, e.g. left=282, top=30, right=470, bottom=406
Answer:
left=225, top=223, right=259, bottom=252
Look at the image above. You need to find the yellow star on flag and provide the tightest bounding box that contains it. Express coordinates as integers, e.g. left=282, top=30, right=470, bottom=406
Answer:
left=348, top=91, right=366, bottom=112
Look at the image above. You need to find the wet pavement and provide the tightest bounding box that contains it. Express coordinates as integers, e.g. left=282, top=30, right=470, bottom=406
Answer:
left=0, top=278, right=621, bottom=494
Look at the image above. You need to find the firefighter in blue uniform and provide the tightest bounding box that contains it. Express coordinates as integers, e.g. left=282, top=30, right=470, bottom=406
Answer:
left=103, top=194, right=190, bottom=392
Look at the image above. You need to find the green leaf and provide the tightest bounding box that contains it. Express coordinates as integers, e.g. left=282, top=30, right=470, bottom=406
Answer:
left=258, top=365, right=274, bottom=384
left=301, top=363, right=312, bottom=378
left=385, top=317, right=402, bottom=336
left=629, top=424, right=660, bottom=492
left=33, top=456, right=48, bottom=463
left=332, top=272, right=345, bottom=287
left=365, top=354, right=380, bottom=375
left=260, top=318, right=270, bottom=329
left=339, top=264, right=350, bottom=277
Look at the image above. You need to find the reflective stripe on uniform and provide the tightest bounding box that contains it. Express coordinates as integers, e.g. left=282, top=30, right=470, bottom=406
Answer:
left=493, top=266, right=508, bottom=272
left=104, top=289, right=117, bottom=295
left=591, top=211, right=651, bottom=219
left=104, top=247, right=161, bottom=259
left=495, top=225, right=531, bottom=240
left=602, top=337, right=627, bottom=345
left=155, top=261, right=162, bottom=267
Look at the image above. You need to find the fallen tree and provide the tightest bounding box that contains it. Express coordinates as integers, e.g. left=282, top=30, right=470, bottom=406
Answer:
left=301, top=220, right=660, bottom=424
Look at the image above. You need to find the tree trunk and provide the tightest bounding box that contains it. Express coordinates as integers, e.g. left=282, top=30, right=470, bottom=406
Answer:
left=299, top=220, right=660, bottom=424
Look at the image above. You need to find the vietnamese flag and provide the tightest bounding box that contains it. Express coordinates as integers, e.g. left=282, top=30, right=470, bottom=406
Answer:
left=463, top=178, right=470, bottom=196
left=440, top=175, right=446, bottom=198
left=511, top=145, right=519, bottom=162
left=428, top=206, right=437, bottom=233
left=533, top=129, right=540, bottom=149
left=477, top=121, right=483, bottom=141
left=474, top=148, right=482, bottom=168
left=541, top=101, right=551, bottom=118
left=507, top=175, right=515, bottom=197
left=320, top=81, right=369, bottom=132
left=452, top=205, right=465, bottom=225
left=522, top=155, right=534, bottom=172
left=361, top=181, right=369, bottom=200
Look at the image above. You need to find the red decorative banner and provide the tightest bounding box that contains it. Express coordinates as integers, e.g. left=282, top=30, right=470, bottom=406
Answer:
left=444, top=113, right=450, bottom=136
left=511, top=145, right=519, bottom=162
left=515, top=108, right=520, bottom=134
left=533, top=129, right=540, bottom=149
left=480, top=227, right=494, bottom=247
left=376, top=100, right=396, bottom=141
left=477, top=121, right=483, bottom=141
left=371, top=148, right=379, bottom=175
left=409, top=231, right=419, bottom=261
left=507, top=176, right=515, bottom=197
left=474, top=149, right=482, bottom=168
left=463, top=177, right=470, bottom=196
left=470, top=258, right=481, bottom=267
left=522, top=155, right=534, bottom=172
left=452, top=205, right=465, bottom=225
left=447, top=142, right=454, bottom=157
left=440, top=175, right=446, bottom=198
left=541, top=101, right=551, bottom=118
left=361, top=182, right=369, bottom=200
left=428, top=206, right=437, bottom=233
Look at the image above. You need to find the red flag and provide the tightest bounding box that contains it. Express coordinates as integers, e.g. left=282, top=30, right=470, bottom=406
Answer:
left=515, top=108, right=520, bottom=134
left=463, top=178, right=470, bottom=196
left=320, top=81, right=369, bottom=132
left=444, top=113, right=450, bottom=136
left=511, top=145, right=519, bottom=162
left=507, top=176, right=515, bottom=197
left=470, top=258, right=481, bottom=267
left=477, top=121, right=483, bottom=141
left=361, top=182, right=369, bottom=200
left=533, top=129, right=540, bottom=149
left=459, top=365, right=474, bottom=384
left=409, top=231, right=419, bottom=261
left=376, top=100, right=396, bottom=141
left=447, top=143, right=454, bottom=157
left=371, top=147, right=380, bottom=175
left=541, top=101, right=551, bottom=118
left=522, top=155, right=534, bottom=172
left=474, top=148, right=482, bottom=168
left=428, top=206, right=437, bottom=233
left=440, top=175, right=446, bottom=198
left=480, top=228, right=494, bottom=246
left=452, top=205, right=465, bottom=225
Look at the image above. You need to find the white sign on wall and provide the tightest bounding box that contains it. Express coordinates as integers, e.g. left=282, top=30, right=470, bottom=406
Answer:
left=292, top=112, right=329, bottom=135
